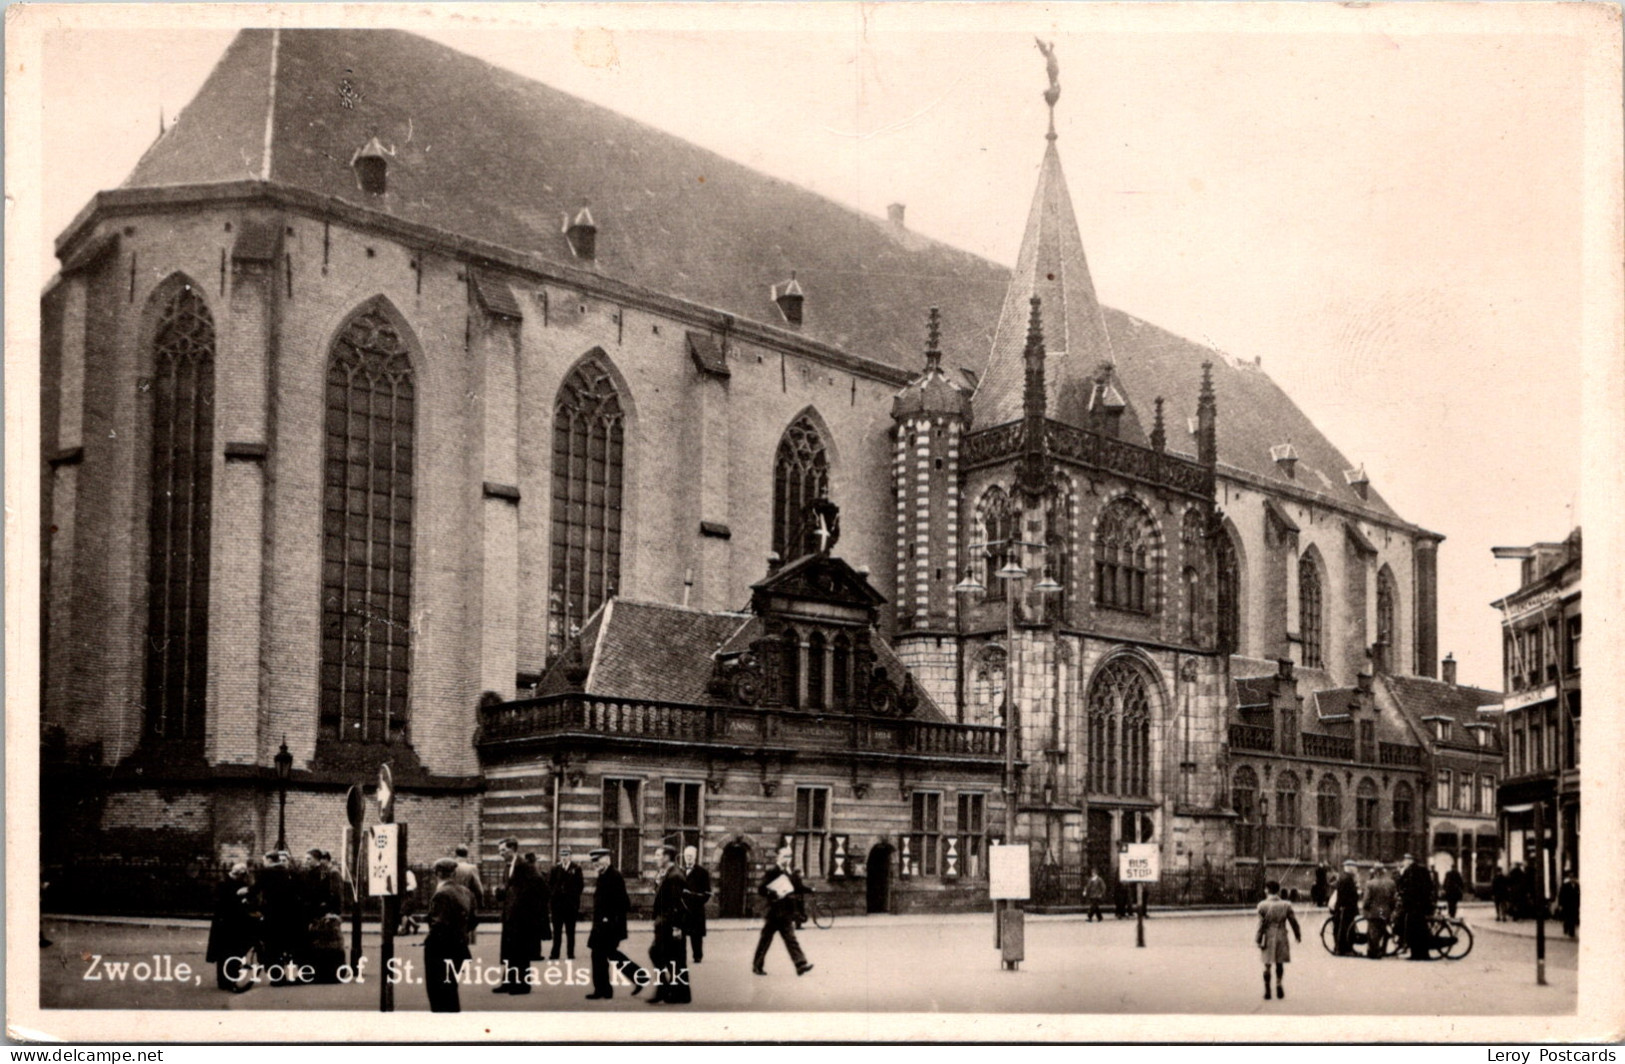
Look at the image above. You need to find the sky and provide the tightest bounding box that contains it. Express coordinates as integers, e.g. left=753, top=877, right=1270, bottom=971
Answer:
left=30, top=4, right=1600, bottom=689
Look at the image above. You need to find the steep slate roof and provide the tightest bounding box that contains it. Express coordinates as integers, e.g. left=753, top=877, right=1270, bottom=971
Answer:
left=583, top=600, right=750, bottom=704
left=1379, top=674, right=1504, bottom=754
left=121, top=28, right=1400, bottom=521
left=534, top=597, right=949, bottom=721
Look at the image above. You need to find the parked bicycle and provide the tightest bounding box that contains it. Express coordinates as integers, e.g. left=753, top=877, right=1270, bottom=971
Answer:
left=1319, top=906, right=1472, bottom=960
left=797, top=893, right=836, bottom=931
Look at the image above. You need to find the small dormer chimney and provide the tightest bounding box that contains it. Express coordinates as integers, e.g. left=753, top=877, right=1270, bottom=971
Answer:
left=1086, top=362, right=1126, bottom=439
left=1345, top=464, right=1370, bottom=500
left=563, top=206, right=597, bottom=261
left=1442, top=653, right=1458, bottom=686
left=887, top=203, right=906, bottom=228
left=351, top=136, right=392, bottom=196
left=1271, top=441, right=1299, bottom=478
left=773, top=272, right=805, bottom=326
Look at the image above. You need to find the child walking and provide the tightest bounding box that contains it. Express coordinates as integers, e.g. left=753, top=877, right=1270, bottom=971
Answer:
left=1256, top=879, right=1302, bottom=1000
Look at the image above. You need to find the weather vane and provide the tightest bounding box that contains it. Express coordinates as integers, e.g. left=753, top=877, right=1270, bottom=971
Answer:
left=1035, top=38, right=1060, bottom=138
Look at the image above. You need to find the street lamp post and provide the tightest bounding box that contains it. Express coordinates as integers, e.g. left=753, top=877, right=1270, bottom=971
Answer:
left=273, top=737, right=293, bottom=853
left=956, top=537, right=1060, bottom=958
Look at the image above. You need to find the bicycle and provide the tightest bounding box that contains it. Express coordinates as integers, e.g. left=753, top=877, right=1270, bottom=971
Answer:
left=796, top=894, right=835, bottom=931
left=1319, top=910, right=1472, bottom=960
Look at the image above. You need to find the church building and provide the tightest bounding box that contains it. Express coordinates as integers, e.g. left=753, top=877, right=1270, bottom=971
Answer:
left=40, top=29, right=1455, bottom=913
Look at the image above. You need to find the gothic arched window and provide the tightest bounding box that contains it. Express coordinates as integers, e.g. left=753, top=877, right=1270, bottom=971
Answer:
left=320, top=306, right=415, bottom=745
left=975, top=486, right=1014, bottom=604
left=1180, top=510, right=1205, bottom=643
left=144, top=282, right=215, bottom=745
left=1215, top=527, right=1241, bottom=656
left=1232, top=765, right=1259, bottom=821
left=971, top=644, right=1007, bottom=727
left=1299, top=554, right=1325, bottom=669
left=1275, top=772, right=1301, bottom=828
left=1317, top=775, right=1342, bottom=829
left=550, top=356, right=625, bottom=658
left=773, top=416, right=830, bottom=563
left=1376, top=565, right=1398, bottom=670
left=1086, top=657, right=1153, bottom=797
left=1095, top=497, right=1156, bottom=613
left=1392, top=780, right=1416, bottom=834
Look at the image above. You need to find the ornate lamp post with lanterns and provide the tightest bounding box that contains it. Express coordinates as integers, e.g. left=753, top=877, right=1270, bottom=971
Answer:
left=273, top=737, right=293, bottom=853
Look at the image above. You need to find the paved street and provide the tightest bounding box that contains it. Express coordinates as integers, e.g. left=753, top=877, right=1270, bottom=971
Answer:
left=39, top=906, right=1575, bottom=1015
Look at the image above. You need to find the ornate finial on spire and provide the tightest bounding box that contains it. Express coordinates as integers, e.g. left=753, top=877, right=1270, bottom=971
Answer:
left=1035, top=38, right=1060, bottom=139
left=925, top=306, right=942, bottom=370
left=1017, top=295, right=1051, bottom=497
left=1025, top=294, right=1045, bottom=350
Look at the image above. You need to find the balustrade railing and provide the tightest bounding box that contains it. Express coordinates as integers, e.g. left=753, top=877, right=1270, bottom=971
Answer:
left=961, top=419, right=1212, bottom=497
left=1379, top=742, right=1426, bottom=767
left=1228, top=722, right=1275, bottom=753
left=1302, top=732, right=1355, bottom=760
left=478, top=694, right=1006, bottom=760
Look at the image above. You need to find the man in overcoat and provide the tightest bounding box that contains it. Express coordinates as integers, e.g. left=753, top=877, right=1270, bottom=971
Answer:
left=494, top=837, right=546, bottom=994
left=548, top=847, right=585, bottom=961
left=425, top=858, right=476, bottom=1013
left=752, top=846, right=813, bottom=976
left=1397, top=853, right=1436, bottom=960
left=1331, top=859, right=1361, bottom=955
left=1083, top=868, right=1107, bottom=922
left=255, top=851, right=303, bottom=981
left=680, top=844, right=712, bottom=963
left=584, top=847, right=647, bottom=1000
left=206, top=863, right=255, bottom=989
left=648, top=845, right=692, bottom=1004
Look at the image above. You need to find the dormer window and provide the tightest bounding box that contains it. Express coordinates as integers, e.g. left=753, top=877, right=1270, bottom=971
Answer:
left=563, top=206, right=597, bottom=260
left=773, top=273, right=805, bottom=326
left=1271, top=442, right=1299, bottom=478
left=1344, top=464, right=1370, bottom=500
left=1424, top=715, right=1452, bottom=742
left=351, top=136, right=393, bottom=195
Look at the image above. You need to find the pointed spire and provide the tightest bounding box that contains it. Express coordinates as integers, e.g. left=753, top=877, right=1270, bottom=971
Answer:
left=972, top=67, right=1122, bottom=434
left=1151, top=397, right=1166, bottom=452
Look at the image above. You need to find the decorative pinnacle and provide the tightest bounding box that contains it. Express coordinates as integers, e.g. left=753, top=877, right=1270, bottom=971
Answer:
left=1200, top=360, right=1215, bottom=402
left=1025, top=294, right=1045, bottom=350
left=925, top=306, right=942, bottom=369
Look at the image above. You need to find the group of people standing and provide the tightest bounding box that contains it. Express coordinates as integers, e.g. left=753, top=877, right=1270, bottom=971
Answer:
left=1326, top=854, right=1446, bottom=960
left=205, top=848, right=349, bottom=989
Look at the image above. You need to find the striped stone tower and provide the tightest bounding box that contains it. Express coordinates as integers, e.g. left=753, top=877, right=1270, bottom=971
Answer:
left=890, top=307, right=971, bottom=716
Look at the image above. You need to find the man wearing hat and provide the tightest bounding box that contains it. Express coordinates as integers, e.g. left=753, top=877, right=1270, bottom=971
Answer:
left=585, top=848, right=647, bottom=1000
left=494, top=837, right=546, bottom=993
left=425, top=858, right=477, bottom=1012
left=1331, top=859, right=1361, bottom=956
left=548, top=846, right=585, bottom=961
left=1396, top=853, right=1436, bottom=960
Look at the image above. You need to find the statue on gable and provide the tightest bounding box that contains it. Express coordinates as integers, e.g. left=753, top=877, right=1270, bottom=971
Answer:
left=802, top=497, right=841, bottom=556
